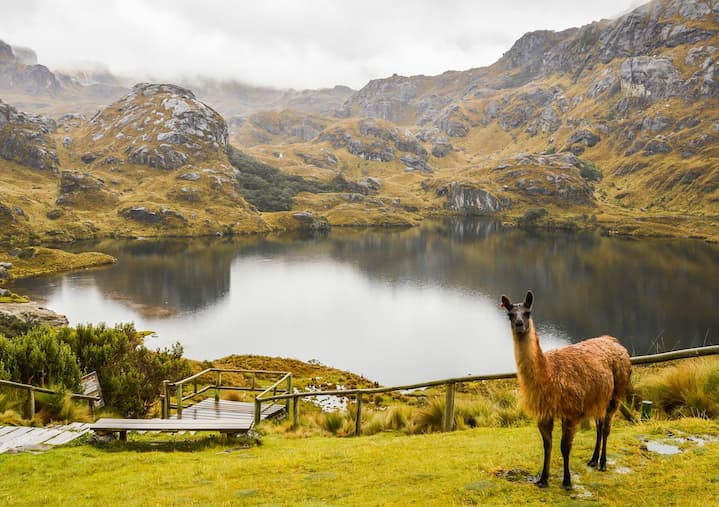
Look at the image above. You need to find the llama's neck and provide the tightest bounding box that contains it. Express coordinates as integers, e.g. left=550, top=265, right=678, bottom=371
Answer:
left=512, top=320, right=549, bottom=386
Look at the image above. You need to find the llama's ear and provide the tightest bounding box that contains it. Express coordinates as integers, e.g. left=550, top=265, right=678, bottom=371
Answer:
left=524, top=290, right=534, bottom=309
left=501, top=295, right=512, bottom=310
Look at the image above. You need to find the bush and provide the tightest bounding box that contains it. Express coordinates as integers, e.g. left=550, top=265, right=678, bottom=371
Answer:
left=59, top=323, right=192, bottom=417
left=517, top=207, right=548, bottom=227
left=579, top=160, right=603, bottom=182
left=0, top=326, right=81, bottom=389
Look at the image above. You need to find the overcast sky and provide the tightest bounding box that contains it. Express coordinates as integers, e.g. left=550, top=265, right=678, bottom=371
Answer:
left=2, top=0, right=645, bottom=90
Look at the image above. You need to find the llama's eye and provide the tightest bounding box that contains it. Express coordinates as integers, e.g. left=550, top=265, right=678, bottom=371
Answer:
left=523, top=312, right=531, bottom=317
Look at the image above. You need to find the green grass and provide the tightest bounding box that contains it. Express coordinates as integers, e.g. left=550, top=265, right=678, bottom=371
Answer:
left=0, top=418, right=717, bottom=506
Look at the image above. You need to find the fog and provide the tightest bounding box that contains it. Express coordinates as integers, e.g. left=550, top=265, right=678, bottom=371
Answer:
left=1, top=0, right=645, bottom=89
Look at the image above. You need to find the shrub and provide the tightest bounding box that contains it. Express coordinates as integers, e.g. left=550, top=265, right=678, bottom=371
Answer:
left=579, top=160, right=603, bottom=181
left=517, top=207, right=548, bottom=227
left=0, top=326, right=81, bottom=389
left=58, top=323, right=192, bottom=418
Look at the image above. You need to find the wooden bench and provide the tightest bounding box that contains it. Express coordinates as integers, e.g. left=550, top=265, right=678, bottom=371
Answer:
left=90, top=418, right=253, bottom=441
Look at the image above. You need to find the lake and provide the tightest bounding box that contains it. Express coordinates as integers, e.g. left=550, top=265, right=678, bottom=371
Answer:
left=9, top=219, right=719, bottom=385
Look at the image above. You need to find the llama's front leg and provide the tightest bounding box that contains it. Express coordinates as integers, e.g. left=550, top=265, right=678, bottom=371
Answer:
left=560, top=419, right=578, bottom=490
left=536, top=418, right=553, bottom=487
left=588, top=418, right=603, bottom=467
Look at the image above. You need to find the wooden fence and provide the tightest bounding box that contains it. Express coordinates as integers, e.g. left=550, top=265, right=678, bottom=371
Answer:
left=256, top=344, right=719, bottom=436
left=161, top=367, right=292, bottom=419
left=0, top=379, right=101, bottom=419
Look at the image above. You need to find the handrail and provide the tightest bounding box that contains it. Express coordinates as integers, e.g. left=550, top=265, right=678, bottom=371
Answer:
left=256, top=344, right=719, bottom=436
left=253, top=372, right=292, bottom=425
left=0, top=378, right=102, bottom=419
left=162, top=367, right=292, bottom=420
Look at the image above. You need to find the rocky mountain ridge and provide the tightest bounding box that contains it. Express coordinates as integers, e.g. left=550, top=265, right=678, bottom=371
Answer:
left=1, top=0, right=718, bottom=242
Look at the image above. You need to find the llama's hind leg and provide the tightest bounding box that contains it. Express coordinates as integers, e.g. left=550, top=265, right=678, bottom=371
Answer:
left=599, top=399, right=619, bottom=471
left=536, top=418, right=553, bottom=488
left=560, top=419, right=578, bottom=490
left=588, top=418, right=604, bottom=467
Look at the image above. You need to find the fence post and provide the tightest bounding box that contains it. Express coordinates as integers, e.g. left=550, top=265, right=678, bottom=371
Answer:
left=162, top=380, right=169, bottom=419
left=292, top=395, right=300, bottom=430
left=254, top=397, right=261, bottom=426
left=215, top=371, right=221, bottom=403
left=443, top=382, right=456, bottom=432
left=286, top=375, right=292, bottom=414
left=354, top=393, right=363, bottom=437
left=27, top=387, right=35, bottom=420
left=177, top=383, right=183, bottom=419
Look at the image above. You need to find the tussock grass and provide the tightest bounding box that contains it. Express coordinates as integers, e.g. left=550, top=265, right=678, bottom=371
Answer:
left=637, top=358, right=719, bottom=419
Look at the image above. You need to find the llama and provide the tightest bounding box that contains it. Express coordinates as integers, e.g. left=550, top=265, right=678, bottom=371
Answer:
left=500, top=290, right=631, bottom=489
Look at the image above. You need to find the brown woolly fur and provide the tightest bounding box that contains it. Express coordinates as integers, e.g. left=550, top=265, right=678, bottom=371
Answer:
left=501, top=290, right=631, bottom=490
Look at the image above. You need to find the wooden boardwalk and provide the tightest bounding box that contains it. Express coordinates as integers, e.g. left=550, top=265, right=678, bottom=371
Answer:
left=0, top=422, right=91, bottom=454
left=90, top=398, right=286, bottom=439
left=170, top=398, right=285, bottom=422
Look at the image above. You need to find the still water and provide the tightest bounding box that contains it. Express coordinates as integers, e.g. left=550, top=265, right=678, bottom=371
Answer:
left=9, top=219, right=719, bottom=385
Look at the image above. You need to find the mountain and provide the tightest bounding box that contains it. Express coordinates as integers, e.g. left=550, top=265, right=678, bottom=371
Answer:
left=1, top=0, right=718, bottom=243
left=237, top=0, right=719, bottom=238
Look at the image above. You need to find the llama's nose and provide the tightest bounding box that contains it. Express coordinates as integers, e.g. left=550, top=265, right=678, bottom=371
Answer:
left=515, top=320, right=525, bottom=329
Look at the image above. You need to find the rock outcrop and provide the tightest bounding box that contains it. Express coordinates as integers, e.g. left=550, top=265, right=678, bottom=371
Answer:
left=0, top=99, right=59, bottom=172
left=84, top=83, right=229, bottom=170
left=0, top=301, right=69, bottom=337
left=439, top=183, right=509, bottom=215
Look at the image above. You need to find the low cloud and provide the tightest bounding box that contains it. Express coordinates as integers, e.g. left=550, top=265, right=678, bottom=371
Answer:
left=1, top=0, right=644, bottom=89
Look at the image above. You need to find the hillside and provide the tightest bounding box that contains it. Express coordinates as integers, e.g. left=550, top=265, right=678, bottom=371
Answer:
left=1, top=0, right=718, bottom=245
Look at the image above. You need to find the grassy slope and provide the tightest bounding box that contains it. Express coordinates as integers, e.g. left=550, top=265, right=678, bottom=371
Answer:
left=0, top=418, right=717, bottom=506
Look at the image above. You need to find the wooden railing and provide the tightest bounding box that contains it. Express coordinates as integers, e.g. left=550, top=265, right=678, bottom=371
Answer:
left=161, top=368, right=292, bottom=419
left=0, top=379, right=101, bottom=419
left=256, top=344, right=719, bottom=436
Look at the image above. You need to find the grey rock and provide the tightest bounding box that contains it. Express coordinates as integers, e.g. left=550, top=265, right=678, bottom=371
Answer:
left=178, top=172, right=201, bottom=181
left=620, top=57, right=680, bottom=100
left=443, top=183, right=509, bottom=215
left=643, top=137, right=672, bottom=155
left=292, top=211, right=330, bottom=232
left=0, top=301, right=69, bottom=338
left=0, top=100, right=59, bottom=172
left=119, top=206, right=188, bottom=225
left=567, top=129, right=600, bottom=147
left=432, top=138, right=452, bottom=158
left=400, top=154, right=433, bottom=173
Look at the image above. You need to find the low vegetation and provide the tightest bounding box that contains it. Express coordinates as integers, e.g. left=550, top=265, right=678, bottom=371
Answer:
left=0, top=323, right=191, bottom=421
left=229, top=146, right=353, bottom=212
left=0, top=247, right=116, bottom=281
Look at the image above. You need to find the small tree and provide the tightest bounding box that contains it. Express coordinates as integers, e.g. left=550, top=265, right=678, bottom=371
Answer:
left=60, top=323, right=192, bottom=417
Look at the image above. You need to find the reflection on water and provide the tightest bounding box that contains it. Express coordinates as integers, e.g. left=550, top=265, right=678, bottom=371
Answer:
left=9, top=219, right=719, bottom=385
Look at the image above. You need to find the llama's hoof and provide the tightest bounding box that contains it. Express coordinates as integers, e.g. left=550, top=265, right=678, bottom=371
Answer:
left=598, top=463, right=607, bottom=472
left=535, top=477, right=549, bottom=488
left=587, top=459, right=598, bottom=468
left=562, top=481, right=573, bottom=490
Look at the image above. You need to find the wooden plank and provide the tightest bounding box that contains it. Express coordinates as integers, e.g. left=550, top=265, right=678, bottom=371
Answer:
left=90, top=418, right=252, bottom=432
left=0, top=426, right=21, bottom=437
left=43, top=428, right=91, bottom=446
